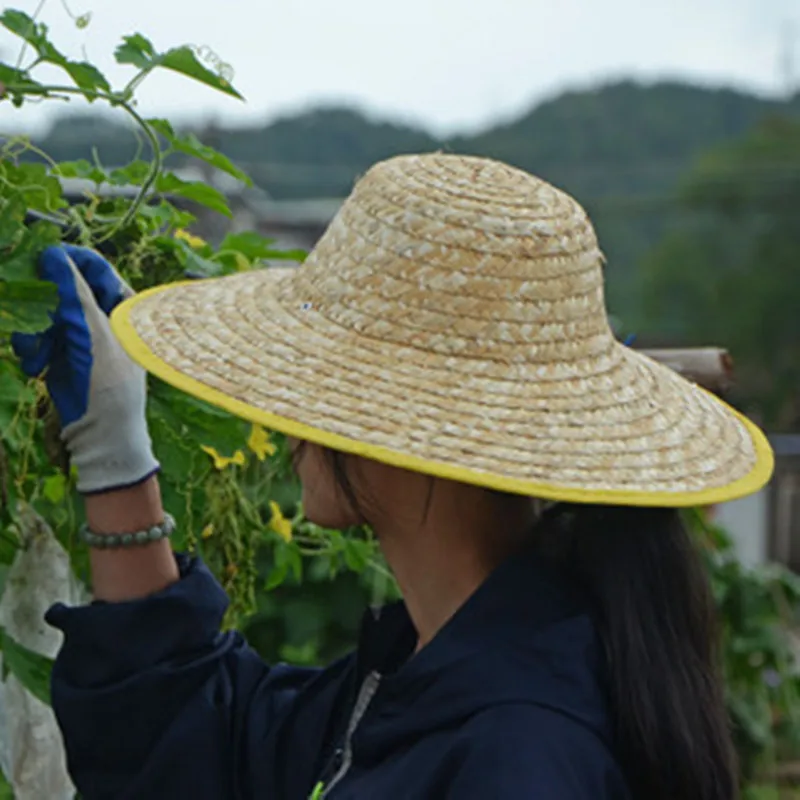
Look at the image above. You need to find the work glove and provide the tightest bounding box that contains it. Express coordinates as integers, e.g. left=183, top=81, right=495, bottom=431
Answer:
left=11, top=245, right=159, bottom=494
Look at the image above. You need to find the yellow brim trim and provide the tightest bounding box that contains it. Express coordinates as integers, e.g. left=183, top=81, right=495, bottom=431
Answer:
left=111, top=281, right=775, bottom=508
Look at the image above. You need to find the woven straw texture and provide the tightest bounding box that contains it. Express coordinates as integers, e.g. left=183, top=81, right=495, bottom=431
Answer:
left=112, top=153, right=774, bottom=506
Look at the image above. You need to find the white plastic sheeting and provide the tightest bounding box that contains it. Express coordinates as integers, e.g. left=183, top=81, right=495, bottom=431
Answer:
left=0, top=505, right=87, bottom=800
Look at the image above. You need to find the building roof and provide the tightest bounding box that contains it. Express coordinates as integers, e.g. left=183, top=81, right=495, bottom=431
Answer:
left=769, top=435, right=800, bottom=457
left=58, top=172, right=344, bottom=227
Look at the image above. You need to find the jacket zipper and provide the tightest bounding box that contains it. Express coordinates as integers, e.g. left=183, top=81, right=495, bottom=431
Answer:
left=319, top=670, right=382, bottom=799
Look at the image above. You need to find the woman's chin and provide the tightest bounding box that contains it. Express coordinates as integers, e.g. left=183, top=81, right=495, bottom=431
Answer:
left=301, top=493, right=356, bottom=530
left=304, top=508, right=353, bottom=530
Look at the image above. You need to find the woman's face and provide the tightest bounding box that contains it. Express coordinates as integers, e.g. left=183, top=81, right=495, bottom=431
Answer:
left=288, top=438, right=364, bottom=529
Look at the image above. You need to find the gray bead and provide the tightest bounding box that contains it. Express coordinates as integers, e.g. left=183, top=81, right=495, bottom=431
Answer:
left=135, top=530, right=149, bottom=545
left=148, top=526, right=162, bottom=541
left=121, top=533, right=134, bottom=547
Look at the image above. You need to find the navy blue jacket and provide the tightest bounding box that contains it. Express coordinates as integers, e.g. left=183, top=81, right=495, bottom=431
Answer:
left=46, top=549, right=631, bottom=799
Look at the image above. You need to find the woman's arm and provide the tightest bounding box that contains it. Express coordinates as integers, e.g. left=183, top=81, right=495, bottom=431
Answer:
left=46, top=551, right=333, bottom=799
left=84, top=477, right=179, bottom=601
left=12, top=244, right=176, bottom=600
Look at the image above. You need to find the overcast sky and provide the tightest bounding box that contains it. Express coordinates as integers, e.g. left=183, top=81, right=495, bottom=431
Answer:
left=2, top=0, right=798, bottom=134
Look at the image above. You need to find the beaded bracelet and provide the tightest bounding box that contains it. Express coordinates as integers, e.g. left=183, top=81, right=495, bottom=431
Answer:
left=79, top=513, right=176, bottom=549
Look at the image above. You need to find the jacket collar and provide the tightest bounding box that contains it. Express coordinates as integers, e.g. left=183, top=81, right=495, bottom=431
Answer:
left=349, top=547, right=610, bottom=764
left=355, top=545, right=589, bottom=681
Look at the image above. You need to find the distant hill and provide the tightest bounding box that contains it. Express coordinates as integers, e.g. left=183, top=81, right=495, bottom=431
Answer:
left=455, top=81, right=796, bottom=196
left=216, top=108, right=440, bottom=197
left=22, top=79, right=800, bottom=318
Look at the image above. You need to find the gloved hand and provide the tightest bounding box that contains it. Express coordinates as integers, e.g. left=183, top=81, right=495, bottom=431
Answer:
left=11, top=245, right=159, bottom=494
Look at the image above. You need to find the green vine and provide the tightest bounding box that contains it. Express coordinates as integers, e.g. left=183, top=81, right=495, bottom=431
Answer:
left=0, top=6, right=389, bottom=638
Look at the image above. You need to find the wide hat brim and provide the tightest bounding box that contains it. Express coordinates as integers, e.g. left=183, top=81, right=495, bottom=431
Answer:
left=111, top=266, right=773, bottom=508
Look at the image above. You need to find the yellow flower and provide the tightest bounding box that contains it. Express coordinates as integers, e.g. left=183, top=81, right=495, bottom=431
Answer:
left=269, top=501, right=293, bottom=542
left=201, top=523, right=215, bottom=540
left=175, top=228, right=207, bottom=250
left=201, top=445, right=246, bottom=470
left=247, top=424, right=277, bottom=461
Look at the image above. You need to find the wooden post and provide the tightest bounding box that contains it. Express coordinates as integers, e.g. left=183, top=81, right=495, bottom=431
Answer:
left=640, top=348, right=734, bottom=394
left=772, top=470, right=799, bottom=568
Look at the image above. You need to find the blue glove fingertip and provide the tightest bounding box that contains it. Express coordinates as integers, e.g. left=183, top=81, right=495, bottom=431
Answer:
left=38, top=246, right=78, bottom=286
left=62, top=245, right=125, bottom=315
left=10, top=331, right=37, bottom=359
left=11, top=331, right=54, bottom=377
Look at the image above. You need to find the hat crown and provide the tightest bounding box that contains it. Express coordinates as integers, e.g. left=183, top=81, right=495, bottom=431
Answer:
left=280, top=153, right=614, bottom=363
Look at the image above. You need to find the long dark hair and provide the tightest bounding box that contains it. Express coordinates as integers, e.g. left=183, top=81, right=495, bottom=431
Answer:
left=298, top=444, right=739, bottom=799
left=533, top=503, right=739, bottom=800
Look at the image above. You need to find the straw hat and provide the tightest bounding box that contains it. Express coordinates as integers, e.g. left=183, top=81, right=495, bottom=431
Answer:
left=111, top=153, right=773, bottom=506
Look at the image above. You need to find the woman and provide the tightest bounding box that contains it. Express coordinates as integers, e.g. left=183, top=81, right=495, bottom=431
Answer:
left=12, top=154, right=773, bottom=799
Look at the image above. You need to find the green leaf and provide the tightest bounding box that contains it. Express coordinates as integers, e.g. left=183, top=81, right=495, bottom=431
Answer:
left=0, top=360, right=34, bottom=438
left=0, top=241, right=39, bottom=282
left=42, top=474, right=67, bottom=504
left=0, top=10, right=63, bottom=63
left=261, top=248, right=307, bottom=263
left=147, top=381, right=245, bottom=462
left=0, top=161, right=66, bottom=215
left=114, top=33, right=157, bottom=68
left=136, top=202, right=185, bottom=231
left=159, top=47, right=243, bottom=100
left=265, top=560, right=289, bottom=591
left=180, top=243, right=225, bottom=277
left=147, top=117, right=175, bottom=138
left=54, top=159, right=108, bottom=184
left=156, top=173, right=232, bottom=217
left=0, top=10, right=38, bottom=43
left=287, top=546, right=303, bottom=583
left=0, top=222, right=62, bottom=282
left=62, top=61, right=111, bottom=94
left=219, top=231, right=307, bottom=261
left=342, top=539, right=369, bottom=573
left=219, top=231, right=276, bottom=259
left=272, top=543, right=303, bottom=585
left=0, top=360, right=32, bottom=409
left=108, top=160, right=152, bottom=187
left=148, top=119, right=252, bottom=186
left=0, top=195, right=26, bottom=251
left=0, top=280, right=58, bottom=334
left=0, top=63, right=42, bottom=93
left=0, top=626, right=54, bottom=705
left=278, top=641, right=319, bottom=666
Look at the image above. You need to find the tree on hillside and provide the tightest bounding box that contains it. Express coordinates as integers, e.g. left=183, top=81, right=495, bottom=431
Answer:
left=639, top=117, right=800, bottom=429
